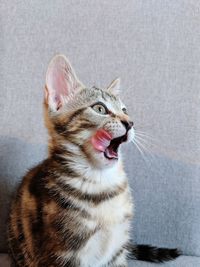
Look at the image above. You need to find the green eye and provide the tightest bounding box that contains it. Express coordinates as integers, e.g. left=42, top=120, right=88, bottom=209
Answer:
left=92, top=103, right=108, bottom=115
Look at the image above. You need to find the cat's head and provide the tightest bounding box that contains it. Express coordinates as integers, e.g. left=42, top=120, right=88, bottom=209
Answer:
left=45, top=55, right=135, bottom=169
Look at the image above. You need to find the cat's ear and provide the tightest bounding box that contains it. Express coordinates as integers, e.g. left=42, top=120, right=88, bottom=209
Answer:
left=45, top=54, right=84, bottom=111
left=107, top=78, right=120, bottom=96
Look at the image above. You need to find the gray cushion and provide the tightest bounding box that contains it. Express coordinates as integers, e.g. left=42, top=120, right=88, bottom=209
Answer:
left=1, top=255, right=200, bottom=267
left=1, top=0, right=200, bottom=257
left=126, top=149, right=200, bottom=256
left=129, top=256, right=200, bottom=267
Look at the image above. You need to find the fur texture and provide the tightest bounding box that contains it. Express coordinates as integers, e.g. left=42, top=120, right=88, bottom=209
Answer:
left=8, top=55, right=180, bottom=267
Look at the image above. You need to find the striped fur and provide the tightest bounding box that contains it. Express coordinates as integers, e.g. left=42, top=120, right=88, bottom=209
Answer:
left=8, top=55, right=180, bottom=267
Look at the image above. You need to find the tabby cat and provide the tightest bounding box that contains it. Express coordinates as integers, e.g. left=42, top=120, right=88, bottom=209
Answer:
left=8, top=55, right=180, bottom=267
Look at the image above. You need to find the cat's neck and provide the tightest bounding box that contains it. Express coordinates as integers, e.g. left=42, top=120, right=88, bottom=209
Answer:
left=50, top=142, right=127, bottom=191
left=56, top=160, right=127, bottom=195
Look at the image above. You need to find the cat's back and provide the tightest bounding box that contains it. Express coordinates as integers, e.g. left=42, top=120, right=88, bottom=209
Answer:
left=9, top=158, right=52, bottom=217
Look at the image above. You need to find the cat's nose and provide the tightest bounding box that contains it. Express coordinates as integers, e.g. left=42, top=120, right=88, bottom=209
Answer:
left=121, top=120, right=134, bottom=131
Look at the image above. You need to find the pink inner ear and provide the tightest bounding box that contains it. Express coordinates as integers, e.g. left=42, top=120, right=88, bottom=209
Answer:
left=52, top=68, right=69, bottom=98
left=46, top=55, right=81, bottom=111
left=46, top=63, right=71, bottom=110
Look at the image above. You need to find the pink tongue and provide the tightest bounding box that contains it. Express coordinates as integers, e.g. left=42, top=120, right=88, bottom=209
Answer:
left=91, top=129, right=112, bottom=152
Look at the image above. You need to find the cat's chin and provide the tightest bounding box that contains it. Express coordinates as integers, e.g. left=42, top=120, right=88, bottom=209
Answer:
left=89, top=146, right=120, bottom=168
left=98, top=151, right=120, bottom=168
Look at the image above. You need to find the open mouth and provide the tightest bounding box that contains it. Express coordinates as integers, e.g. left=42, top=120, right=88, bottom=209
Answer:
left=104, top=134, right=127, bottom=160
left=91, top=129, right=128, bottom=160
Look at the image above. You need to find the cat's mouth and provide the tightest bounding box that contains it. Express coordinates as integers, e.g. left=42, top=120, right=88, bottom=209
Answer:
left=91, top=129, right=128, bottom=160
left=104, top=134, right=127, bottom=160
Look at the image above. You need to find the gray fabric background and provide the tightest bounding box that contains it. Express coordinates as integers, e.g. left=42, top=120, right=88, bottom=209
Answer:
left=1, top=0, right=200, bottom=261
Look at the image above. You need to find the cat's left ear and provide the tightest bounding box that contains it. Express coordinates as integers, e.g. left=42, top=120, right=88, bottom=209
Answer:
left=107, top=78, right=120, bottom=96
left=45, top=54, right=84, bottom=111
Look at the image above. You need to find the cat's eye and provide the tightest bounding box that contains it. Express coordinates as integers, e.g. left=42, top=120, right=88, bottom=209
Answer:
left=122, top=107, right=128, bottom=114
left=91, top=103, right=108, bottom=115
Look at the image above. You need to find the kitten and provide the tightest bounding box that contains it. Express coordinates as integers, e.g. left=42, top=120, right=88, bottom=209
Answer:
left=8, top=55, right=180, bottom=267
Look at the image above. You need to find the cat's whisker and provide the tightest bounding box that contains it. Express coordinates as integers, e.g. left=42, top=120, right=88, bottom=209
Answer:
left=135, top=131, right=158, bottom=143
left=131, top=140, right=144, bottom=157
left=135, top=132, right=155, bottom=141
left=134, top=137, right=160, bottom=155
left=134, top=135, right=154, bottom=147
left=133, top=138, right=164, bottom=174
left=132, top=139, right=149, bottom=156
left=135, top=131, right=167, bottom=148
left=131, top=140, right=151, bottom=166
left=133, top=135, right=159, bottom=165
left=134, top=134, right=156, bottom=149
left=134, top=131, right=164, bottom=149
left=134, top=138, right=156, bottom=160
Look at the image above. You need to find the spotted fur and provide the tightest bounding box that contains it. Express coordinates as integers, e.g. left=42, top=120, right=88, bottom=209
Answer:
left=8, top=55, right=180, bottom=267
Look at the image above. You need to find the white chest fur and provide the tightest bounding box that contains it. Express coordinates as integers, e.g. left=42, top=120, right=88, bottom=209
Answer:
left=79, top=218, right=131, bottom=267
left=75, top=163, right=134, bottom=267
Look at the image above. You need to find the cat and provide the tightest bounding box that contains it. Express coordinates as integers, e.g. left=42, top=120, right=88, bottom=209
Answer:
left=8, top=55, right=180, bottom=267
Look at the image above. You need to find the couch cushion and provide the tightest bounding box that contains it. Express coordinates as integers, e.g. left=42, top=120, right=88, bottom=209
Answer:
left=129, top=256, right=200, bottom=267
left=1, top=254, right=200, bottom=267
left=125, top=148, right=200, bottom=256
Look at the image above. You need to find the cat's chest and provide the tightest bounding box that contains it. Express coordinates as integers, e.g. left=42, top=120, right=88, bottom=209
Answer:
left=79, top=218, right=130, bottom=267
left=78, top=192, right=133, bottom=267
left=85, top=165, right=133, bottom=223
left=63, top=164, right=133, bottom=224
left=59, top=169, right=133, bottom=266
left=91, top=189, right=133, bottom=225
